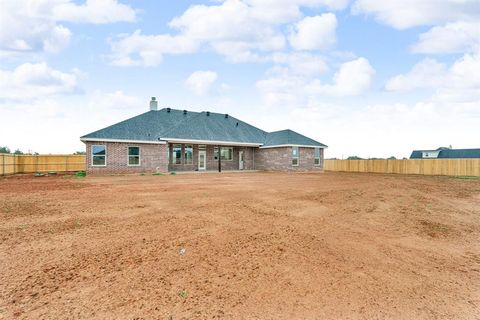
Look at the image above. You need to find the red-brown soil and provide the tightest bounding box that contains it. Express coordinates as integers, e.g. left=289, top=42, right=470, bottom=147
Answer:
left=1, top=172, right=479, bottom=319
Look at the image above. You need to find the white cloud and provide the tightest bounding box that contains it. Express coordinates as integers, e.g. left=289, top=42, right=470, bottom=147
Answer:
left=109, top=0, right=348, bottom=65
left=0, top=0, right=136, bottom=55
left=0, top=62, right=81, bottom=101
left=288, top=14, right=337, bottom=51
left=109, top=30, right=198, bottom=66
left=385, top=54, right=480, bottom=106
left=257, top=57, right=375, bottom=109
left=88, top=90, right=143, bottom=110
left=352, top=0, right=480, bottom=29
left=272, top=52, right=329, bottom=76
left=52, top=0, right=136, bottom=24
left=307, top=57, right=375, bottom=95
left=411, top=21, right=480, bottom=54
left=185, top=71, right=218, bottom=96
left=385, top=59, right=447, bottom=92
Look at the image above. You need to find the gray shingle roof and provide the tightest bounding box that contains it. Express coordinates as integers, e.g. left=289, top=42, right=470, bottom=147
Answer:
left=410, top=148, right=480, bottom=159
left=81, top=108, right=327, bottom=147
left=264, top=129, right=327, bottom=147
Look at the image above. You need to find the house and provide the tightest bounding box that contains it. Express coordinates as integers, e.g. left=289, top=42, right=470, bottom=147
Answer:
left=80, top=97, right=327, bottom=174
left=410, top=147, right=480, bottom=159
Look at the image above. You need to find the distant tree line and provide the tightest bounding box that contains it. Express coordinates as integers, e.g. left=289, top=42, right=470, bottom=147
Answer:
left=0, top=146, right=85, bottom=155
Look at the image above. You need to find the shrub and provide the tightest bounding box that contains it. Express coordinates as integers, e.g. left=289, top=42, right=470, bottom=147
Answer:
left=75, top=171, right=86, bottom=177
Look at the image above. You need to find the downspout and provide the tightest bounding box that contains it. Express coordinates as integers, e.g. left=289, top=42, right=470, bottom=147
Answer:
left=218, top=145, right=222, bottom=172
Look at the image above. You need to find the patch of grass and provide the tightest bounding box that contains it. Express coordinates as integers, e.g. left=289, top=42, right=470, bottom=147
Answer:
left=34, top=172, right=45, bottom=177
left=152, top=172, right=164, bottom=176
left=170, top=171, right=177, bottom=175
left=139, top=173, right=146, bottom=176
left=451, top=176, right=480, bottom=180
left=17, top=224, right=28, bottom=230
left=178, top=290, right=188, bottom=299
left=75, top=171, right=86, bottom=177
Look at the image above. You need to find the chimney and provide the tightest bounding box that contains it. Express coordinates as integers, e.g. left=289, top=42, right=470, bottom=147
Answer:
left=149, top=97, right=158, bottom=111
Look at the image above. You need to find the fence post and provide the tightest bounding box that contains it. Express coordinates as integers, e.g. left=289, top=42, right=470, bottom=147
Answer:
left=2, top=154, right=4, bottom=176
left=65, top=155, right=68, bottom=172
left=35, top=154, right=38, bottom=173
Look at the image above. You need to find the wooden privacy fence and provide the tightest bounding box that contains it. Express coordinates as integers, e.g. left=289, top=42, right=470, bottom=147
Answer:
left=324, top=159, right=480, bottom=177
left=1, top=154, right=86, bottom=175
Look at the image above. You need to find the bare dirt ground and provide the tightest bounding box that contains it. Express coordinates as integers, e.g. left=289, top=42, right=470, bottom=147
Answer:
left=1, top=172, right=479, bottom=319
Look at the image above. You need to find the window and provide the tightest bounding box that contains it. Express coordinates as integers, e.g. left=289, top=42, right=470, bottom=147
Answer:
left=214, top=147, right=233, bottom=161
left=173, top=144, right=182, bottom=164
left=92, top=145, right=106, bottom=166
left=184, top=145, right=193, bottom=164
left=292, top=146, right=299, bottom=166
left=128, top=146, right=140, bottom=166
left=314, top=147, right=320, bottom=166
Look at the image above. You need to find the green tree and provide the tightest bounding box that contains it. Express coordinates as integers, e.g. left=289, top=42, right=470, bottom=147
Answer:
left=0, top=146, right=10, bottom=154
left=13, top=149, right=23, bottom=155
left=347, top=156, right=363, bottom=160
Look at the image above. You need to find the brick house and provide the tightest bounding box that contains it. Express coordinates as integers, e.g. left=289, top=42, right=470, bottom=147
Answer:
left=80, top=98, right=327, bottom=174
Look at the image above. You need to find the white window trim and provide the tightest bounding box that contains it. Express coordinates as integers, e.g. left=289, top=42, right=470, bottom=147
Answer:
left=127, top=146, right=141, bottom=167
left=91, top=144, right=107, bottom=167
left=214, top=147, right=234, bottom=161
left=184, top=144, right=194, bottom=165
left=292, top=146, right=299, bottom=167
left=314, top=147, right=321, bottom=166
left=173, top=144, right=182, bottom=165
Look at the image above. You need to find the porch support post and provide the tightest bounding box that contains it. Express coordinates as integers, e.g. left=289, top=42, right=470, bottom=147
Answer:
left=218, top=145, right=222, bottom=172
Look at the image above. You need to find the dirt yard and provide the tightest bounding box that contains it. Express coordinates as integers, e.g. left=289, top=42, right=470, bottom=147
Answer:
left=1, top=172, right=479, bottom=319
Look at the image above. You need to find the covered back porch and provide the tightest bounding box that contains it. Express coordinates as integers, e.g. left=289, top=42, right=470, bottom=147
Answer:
left=166, top=141, right=258, bottom=172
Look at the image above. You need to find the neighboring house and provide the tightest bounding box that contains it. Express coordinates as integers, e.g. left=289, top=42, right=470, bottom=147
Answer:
left=410, top=147, right=480, bottom=159
left=80, top=97, right=327, bottom=174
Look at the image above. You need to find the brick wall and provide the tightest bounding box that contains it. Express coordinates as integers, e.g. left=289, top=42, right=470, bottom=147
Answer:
left=84, top=142, right=323, bottom=173
left=85, top=141, right=168, bottom=174
left=255, top=147, right=324, bottom=171
left=168, top=144, right=255, bottom=171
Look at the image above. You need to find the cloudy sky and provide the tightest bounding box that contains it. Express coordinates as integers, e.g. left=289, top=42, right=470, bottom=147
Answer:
left=1, top=0, right=479, bottom=158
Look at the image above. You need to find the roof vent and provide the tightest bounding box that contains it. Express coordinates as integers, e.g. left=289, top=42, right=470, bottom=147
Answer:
left=206, top=111, right=210, bottom=116
left=225, top=114, right=229, bottom=118
left=183, top=110, right=187, bottom=115
left=150, top=97, right=158, bottom=111
left=236, top=122, right=239, bottom=127
left=166, top=107, right=171, bottom=113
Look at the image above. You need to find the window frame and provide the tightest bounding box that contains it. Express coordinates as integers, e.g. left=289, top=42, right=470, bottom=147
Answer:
left=314, top=147, right=321, bottom=166
left=292, top=146, right=299, bottom=167
left=173, top=144, right=182, bottom=165
left=184, top=144, right=193, bottom=165
left=91, top=144, right=107, bottom=167
left=214, top=147, right=233, bottom=161
left=127, top=146, right=141, bottom=167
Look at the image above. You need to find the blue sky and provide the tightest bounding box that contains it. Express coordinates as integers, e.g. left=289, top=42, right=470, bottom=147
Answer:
left=1, top=0, right=479, bottom=158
